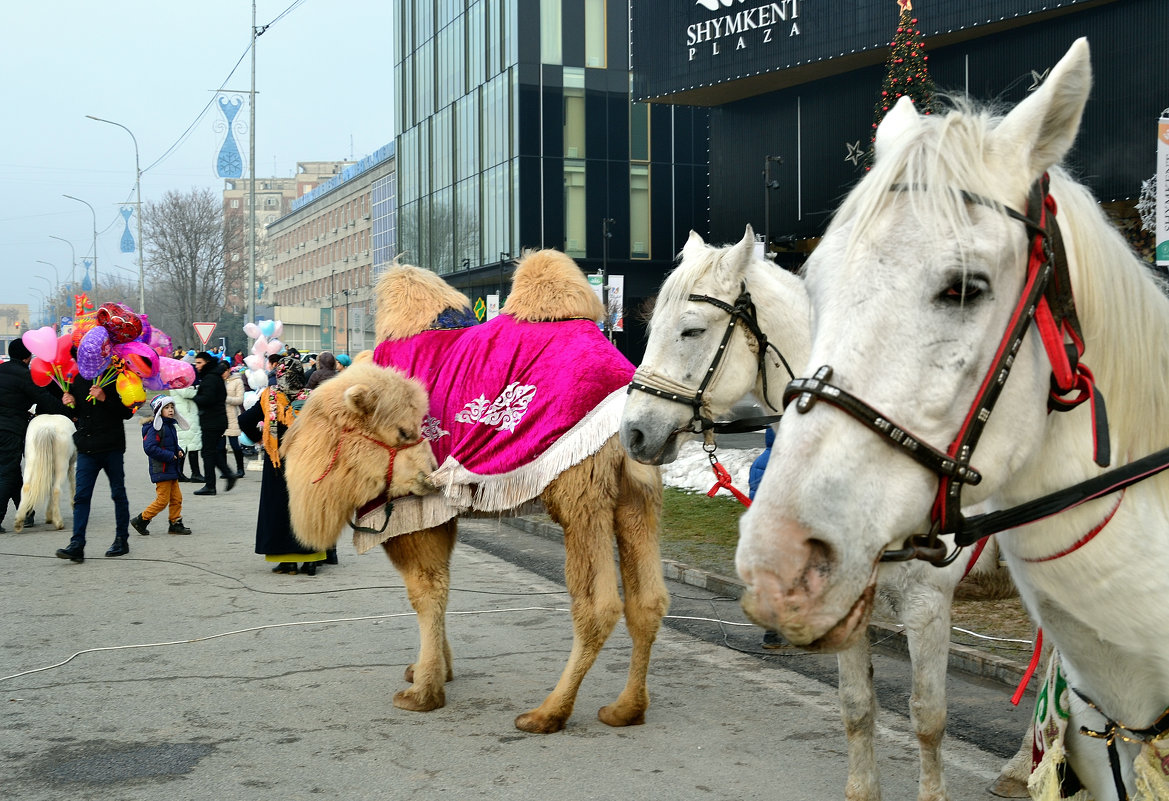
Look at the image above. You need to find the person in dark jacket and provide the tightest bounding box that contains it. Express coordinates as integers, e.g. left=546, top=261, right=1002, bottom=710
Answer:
left=238, top=355, right=326, bottom=576
left=0, top=338, right=75, bottom=532
left=191, top=352, right=236, bottom=496
left=130, top=395, right=192, bottom=536
left=304, top=350, right=338, bottom=390
left=55, top=375, right=134, bottom=562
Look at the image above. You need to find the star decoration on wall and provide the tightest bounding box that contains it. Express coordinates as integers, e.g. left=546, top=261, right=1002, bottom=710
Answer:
left=1028, top=68, right=1050, bottom=92
left=845, top=140, right=865, bottom=166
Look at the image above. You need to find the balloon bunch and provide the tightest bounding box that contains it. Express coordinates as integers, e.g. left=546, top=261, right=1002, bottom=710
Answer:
left=242, top=318, right=284, bottom=392
left=22, top=327, right=80, bottom=407
left=73, top=302, right=195, bottom=407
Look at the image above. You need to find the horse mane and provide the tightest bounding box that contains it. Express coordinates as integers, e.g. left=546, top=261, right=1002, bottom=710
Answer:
left=834, top=94, right=1169, bottom=461
left=375, top=259, right=472, bottom=341
left=501, top=249, right=604, bottom=322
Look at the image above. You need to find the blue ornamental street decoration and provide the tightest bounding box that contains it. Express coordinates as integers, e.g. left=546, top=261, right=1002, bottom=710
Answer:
left=214, top=94, right=247, bottom=179
left=119, top=207, right=135, bottom=253
left=81, top=258, right=93, bottom=292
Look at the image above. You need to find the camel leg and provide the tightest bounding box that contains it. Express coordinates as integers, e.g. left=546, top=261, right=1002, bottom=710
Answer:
left=599, top=456, right=668, bottom=728
left=903, top=590, right=952, bottom=801
left=838, top=637, right=881, bottom=801
left=515, top=454, right=624, bottom=733
left=383, top=521, right=456, bottom=713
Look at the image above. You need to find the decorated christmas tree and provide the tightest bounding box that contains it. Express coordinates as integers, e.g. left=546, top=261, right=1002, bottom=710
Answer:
left=864, top=0, right=935, bottom=169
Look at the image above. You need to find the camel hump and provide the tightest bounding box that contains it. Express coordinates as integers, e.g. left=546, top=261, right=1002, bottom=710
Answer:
left=375, top=260, right=473, bottom=341
left=503, top=249, right=604, bottom=323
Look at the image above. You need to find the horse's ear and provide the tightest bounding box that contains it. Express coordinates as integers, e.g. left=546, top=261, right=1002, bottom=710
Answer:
left=714, top=225, right=756, bottom=285
left=873, top=96, right=921, bottom=162
left=682, top=230, right=706, bottom=261
left=343, top=383, right=376, bottom=417
left=991, top=37, right=1091, bottom=177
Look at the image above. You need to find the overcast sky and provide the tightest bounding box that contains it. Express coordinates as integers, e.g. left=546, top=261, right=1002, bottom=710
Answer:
left=1, top=0, right=394, bottom=319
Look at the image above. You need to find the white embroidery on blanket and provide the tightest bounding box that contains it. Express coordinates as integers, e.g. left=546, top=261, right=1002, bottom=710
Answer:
left=454, top=383, right=537, bottom=432
left=421, top=414, right=449, bottom=441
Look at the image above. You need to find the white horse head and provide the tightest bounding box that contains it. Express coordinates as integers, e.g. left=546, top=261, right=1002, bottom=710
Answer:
left=621, top=225, right=810, bottom=464
left=741, top=37, right=1169, bottom=798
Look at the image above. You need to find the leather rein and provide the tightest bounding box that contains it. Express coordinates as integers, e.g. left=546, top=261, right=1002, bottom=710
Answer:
left=784, top=174, right=1169, bottom=566
left=628, top=284, right=794, bottom=444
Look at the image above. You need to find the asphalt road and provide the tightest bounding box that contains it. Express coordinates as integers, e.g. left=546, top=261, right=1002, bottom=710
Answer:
left=0, top=417, right=1030, bottom=800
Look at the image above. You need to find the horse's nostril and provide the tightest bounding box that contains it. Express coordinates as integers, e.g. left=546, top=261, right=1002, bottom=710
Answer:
left=807, top=538, right=835, bottom=578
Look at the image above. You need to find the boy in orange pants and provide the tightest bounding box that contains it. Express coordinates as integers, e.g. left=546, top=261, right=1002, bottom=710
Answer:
left=131, top=395, right=193, bottom=536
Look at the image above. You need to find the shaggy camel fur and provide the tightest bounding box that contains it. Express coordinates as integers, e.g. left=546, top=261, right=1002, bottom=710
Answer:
left=284, top=249, right=668, bottom=733
left=280, top=362, right=439, bottom=540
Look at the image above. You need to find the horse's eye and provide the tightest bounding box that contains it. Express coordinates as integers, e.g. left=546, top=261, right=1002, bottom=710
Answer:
left=681, top=328, right=706, bottom=339
left=399, top=427, right=411, bottom=441
left=938, top=275, right=988, bottom=304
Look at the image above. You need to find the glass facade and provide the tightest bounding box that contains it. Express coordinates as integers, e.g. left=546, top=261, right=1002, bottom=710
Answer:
left=371, top=171, right=397, bottom=273
left=393, top=0, right=709, bottom=361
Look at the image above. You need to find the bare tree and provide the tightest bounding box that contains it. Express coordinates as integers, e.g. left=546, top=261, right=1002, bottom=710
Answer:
left=143, top=188, right=246, bottom=336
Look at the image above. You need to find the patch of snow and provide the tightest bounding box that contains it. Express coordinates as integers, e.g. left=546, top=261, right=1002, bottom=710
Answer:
left=660, top=440, right=764, bottom=500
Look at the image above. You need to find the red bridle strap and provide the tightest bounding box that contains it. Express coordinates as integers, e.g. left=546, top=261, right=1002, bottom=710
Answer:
left=312, top=427, right=425, bottom=487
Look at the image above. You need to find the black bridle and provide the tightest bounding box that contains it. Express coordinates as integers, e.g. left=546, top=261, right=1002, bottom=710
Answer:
left=783, top=175, right=1169, bottom=568
left=628, top=283, right=793, bottom=442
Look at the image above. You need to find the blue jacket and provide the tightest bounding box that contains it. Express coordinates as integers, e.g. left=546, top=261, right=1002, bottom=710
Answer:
left=142, top=418, right=182, bottom=482
left=748, top=426, right=776, bottom=501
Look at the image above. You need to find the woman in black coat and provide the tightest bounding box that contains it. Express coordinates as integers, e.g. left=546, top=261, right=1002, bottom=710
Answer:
left=237, top=355, right=325, bottom=575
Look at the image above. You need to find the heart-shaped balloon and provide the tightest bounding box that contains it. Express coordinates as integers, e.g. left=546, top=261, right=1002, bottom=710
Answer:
left=265, top=338, right=282, bottom=355
left=148, top=326, right=173, bottom=357
left=54, top=334, right=74, bottom=365
left=21, top=326, right=59, bottom=361
left=29, top=357, right=55, bottom=387
left=77, top=326, right=112, bottom=380
left=251, top=335, right=268, bottom=356
left=272, top=321, right=283, bottom=338
left=243, top=322, right=261, bottom=339
left=244, top=354, right=265, bottom=371
left=258, top=319, right=276, bottom=338
left=95, top=302, right=143, bottom=344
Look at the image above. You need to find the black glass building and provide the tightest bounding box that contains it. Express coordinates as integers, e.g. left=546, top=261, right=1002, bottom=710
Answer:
left=393, top=0, right=710, bottom=361
left=632, top=0, right=1168, bottom=265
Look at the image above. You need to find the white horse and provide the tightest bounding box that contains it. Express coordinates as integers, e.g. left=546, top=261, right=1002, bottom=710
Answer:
left=621, top=228, right=1031, bottom=800
left=14, top=414, right=76, bottom=531
left=742, top=38, right=1169, bottom=800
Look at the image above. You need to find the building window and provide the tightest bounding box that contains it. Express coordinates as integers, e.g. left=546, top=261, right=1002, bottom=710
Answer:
left=231, top=199, right=240, bottom=209
left=585, top=0, right=606, bottom=68
left=540, top=0, right=561, bottom=65
left=630, top=164, right=650, bottom=259
left=564, top=68, right=585, bottom=159
left=630, top=99, right=650, bottom=162
left=564, top=160, right=586, bottom=257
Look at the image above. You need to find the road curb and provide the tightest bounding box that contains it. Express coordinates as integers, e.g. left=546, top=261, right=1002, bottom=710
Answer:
left=504, top=515, right=1031, bottom=691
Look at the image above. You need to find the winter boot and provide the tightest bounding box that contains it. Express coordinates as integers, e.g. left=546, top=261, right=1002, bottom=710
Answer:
left=105, top=537, right=130, bottom=557
left=56, top=540, right=85, bottom=563
left=167, top=518, right=192, bottom=535
left=233, top=450, right=246, bottom=479
left=130, top=514, right=150, bottom=536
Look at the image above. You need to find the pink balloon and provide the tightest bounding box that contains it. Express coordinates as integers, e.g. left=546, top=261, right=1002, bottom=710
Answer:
left=76, top=326, right=112, bottom=380
left=244, top=354, right=265, bottom=371
left=21, top=326, right=58, bottom=361
left=157, top=357, right=196, bottom=389
left=112, top=340, right=159, bottom=379
left=265, top=339, right=282, bottom=354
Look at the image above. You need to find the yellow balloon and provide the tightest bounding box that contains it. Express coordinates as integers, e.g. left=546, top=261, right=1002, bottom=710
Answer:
left=116, top=371, right=146, bottom=406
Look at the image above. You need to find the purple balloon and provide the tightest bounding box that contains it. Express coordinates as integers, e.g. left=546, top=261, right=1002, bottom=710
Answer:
left=77, top=326, right=112, bottom=380
left=142, top=373, right=168, bottom=391
left=157, top=357, right=195, bottom=389
left=148, top=326, right=173, bottom=357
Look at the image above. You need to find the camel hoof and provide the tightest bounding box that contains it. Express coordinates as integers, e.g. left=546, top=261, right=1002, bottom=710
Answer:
left=987, top=775, right=1030, bottom=798
left=393, top=687, right=444, bottom=712
left=514, top=710, right=567, bottom=734
left=598, top=703, right=646, bottom=728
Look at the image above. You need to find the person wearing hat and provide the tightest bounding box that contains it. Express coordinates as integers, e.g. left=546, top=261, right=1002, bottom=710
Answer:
left=0, top=338, right=75, bottom=533
left=129, top=396, right=193, bottom=537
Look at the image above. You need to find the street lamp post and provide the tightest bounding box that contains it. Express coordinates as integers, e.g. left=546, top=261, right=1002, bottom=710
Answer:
left=36, top=261, right=60, bottom=324
left=86, top=115, right=145, bottom=313
left=63, top=194, right=98, bottom=297
left=763, top=155, right=783, bottom=259
left=342, top=288, right=351, bottom=357
left=28, top=287, right=46, bottom=328
left=49, top=236, right=76, bottom=297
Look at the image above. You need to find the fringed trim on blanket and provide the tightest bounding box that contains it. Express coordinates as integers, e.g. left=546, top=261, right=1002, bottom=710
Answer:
left=429, top=387, right=625, bottom=511
left=1029, top=740, right=1089, bottom=801
left=350, top=388, right=623, bottom=554
left=1135, top=739, right=1169, bottom=800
